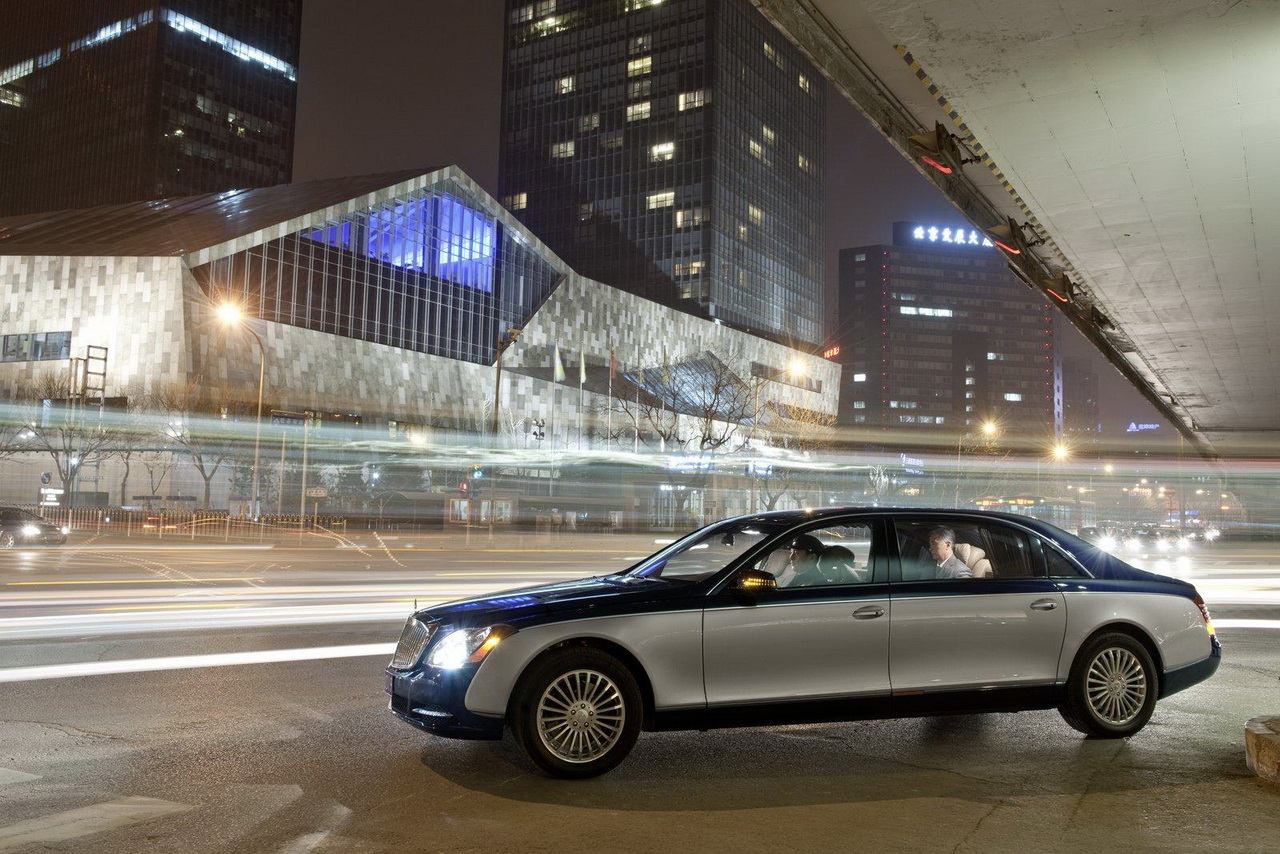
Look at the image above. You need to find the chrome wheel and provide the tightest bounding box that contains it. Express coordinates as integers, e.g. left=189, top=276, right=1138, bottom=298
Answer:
left=0, top=532, right=13, bottom=548
left=536, top=668, right=626, bottom=763
left=1086, top=647, right=1147, bottom=726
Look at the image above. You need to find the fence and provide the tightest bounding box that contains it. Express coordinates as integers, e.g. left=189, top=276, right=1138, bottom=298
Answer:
left=12, top=505, right=349, bottom=543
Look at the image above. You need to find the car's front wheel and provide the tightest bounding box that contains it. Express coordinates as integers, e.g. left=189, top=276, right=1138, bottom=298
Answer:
left=1060, top=631, right=1158, bottom=738
left=510, top=647, right=642, bottom=778
left=0, top=531, right=14, bottom=548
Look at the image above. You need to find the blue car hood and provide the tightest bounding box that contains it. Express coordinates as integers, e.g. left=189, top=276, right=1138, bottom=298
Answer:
left=415, top=575, right=688, bottom=627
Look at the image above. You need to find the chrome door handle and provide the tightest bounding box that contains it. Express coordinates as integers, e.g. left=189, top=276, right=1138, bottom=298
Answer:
left=853, top=605, right=885, bottom=620
left=1030, top=598, right=1058, bottom=611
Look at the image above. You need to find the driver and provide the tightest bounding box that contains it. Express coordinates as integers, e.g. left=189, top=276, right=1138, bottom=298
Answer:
left=774, top=534, right=825, bottom=588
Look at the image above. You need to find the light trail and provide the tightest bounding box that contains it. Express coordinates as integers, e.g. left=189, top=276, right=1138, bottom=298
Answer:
left=0, top=643, right=398, bottom=683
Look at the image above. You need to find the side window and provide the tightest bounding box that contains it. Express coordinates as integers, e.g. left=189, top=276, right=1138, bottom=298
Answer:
left=755, top=522, right=876, bottom=589
left=1042, top=542, right=1086, bottom=578
left=895, top=519, right=1036, bottom=581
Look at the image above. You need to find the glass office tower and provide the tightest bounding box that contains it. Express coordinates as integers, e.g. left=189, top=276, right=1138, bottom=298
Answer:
left=499, top=0, right=825, bottom=347
left=835, top=222, right=1056, bottom=439
left=0, top=1, right=300, bottom=216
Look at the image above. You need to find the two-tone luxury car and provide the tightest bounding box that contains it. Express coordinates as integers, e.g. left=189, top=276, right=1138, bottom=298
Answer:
left=0, top=507, right=69, bottom=548
left=386, top=509, right=1220, bottom=778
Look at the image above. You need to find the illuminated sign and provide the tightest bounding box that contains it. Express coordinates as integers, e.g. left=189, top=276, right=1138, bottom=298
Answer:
left=1126, top=422, right=1160, bottom=432
left=911, top=225, right=993, bottom=247
left=823, top=345, right=841, bottom=359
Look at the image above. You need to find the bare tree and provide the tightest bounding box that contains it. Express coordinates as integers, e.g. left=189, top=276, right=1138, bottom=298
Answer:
left=148, top=379, right=243, bottom=508
left=756, top=401, right=836, bottom=511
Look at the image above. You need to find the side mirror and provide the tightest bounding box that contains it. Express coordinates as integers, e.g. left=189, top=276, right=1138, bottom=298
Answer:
left=732, top=568, right=777, bottom=603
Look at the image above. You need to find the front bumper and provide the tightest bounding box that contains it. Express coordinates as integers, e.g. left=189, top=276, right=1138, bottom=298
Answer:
left=385, top=664, right=504, bottom=740
left=16, top=530, right=66, bottom=545
left=1160, top=637, right=1222, bottom=698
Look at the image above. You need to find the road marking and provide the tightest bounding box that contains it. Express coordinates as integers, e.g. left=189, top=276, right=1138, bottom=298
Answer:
left=0, top=643, right=398, bottom=683
left=1214, top=619, right=1280, bottom=630
left=0, top=796, right=190, bottom=851
left=0, top=769, right=40, bottom=786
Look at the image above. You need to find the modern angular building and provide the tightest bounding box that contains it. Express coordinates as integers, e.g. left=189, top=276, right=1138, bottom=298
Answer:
left=499, top=0, right=826, bottom=347
left=834, top=222, right=1055, bottom=441
left=0, top=1, right=301, bottom=216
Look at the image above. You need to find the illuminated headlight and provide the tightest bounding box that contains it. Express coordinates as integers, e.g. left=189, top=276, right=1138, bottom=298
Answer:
left=1205, top=529, right=1220, bottom=541
left=1098, top=535, right=1116, bottom=552
left=20, top=524, right=40, bottom=538
left=427, top=626, right=512, bottom=670
left=1156, top=539, right=1171, bottom=553
left=1177, top=537, right=1191, bottom=550
left=1126, top=538, right=1142, bottom=552
left=60, top=526, right=70, bottom=536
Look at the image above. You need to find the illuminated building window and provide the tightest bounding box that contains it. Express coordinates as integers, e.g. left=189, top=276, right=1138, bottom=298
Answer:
left=674, top=260, right=705, bottom=277
left=626, top=101, right=651, bottom=121
left=511, top=5, right=535, bottom=23
left=965, top=377, right=975, bottom=385
left=630, top=35, right=651, bottom=53
left=628, top=79, right=651, bottom=98
left=627, top=56, right=652, bottom=77
left=889, top=401, right=917, bottom=409
left=1004, top=393, right=1023, bottom=402
left=624, top=0, right=662, bottom=11
left=650, top=141, right=675, bottom=162
left=748, top=204, right=763, bottom=226
left=675, top=208, right=705, bottom=228
left=987, top=352, right=1005, bottom=361
left=798, top=74, right=811, bottom=94
left=762, top=125, right=775, bottom=144
left=536, top=0, right=556, bottom=15
left=577, top=113, right=600, bottom=133
left=853, top=373, right=866, bottom=382
left=678, top=89, right=708, bottom=111
left=749, top=139, right=763, bottom=159
left=556, top=76, right=575, bottom=94
left=550, top=141, right=574, bottom=159
left=899, top=415, right=917, bottom=423
left=763, top=41, right=784, bottom=69
left=797, top=154, right=812, bottom=173
left=647, top=190, right=675, bottom=209
left=504, top=192, right=527, bottom=211
left=852, top=401, right=866, bottom=409
left=162, top=10, right=297, bottom=81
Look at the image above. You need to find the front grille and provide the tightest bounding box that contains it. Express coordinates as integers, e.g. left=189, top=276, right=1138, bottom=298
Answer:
left=390, top=617, right=434, bottom=670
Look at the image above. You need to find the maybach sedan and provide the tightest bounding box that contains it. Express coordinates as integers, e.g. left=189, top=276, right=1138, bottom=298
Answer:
left=386, top=509, right=1220, bottom=778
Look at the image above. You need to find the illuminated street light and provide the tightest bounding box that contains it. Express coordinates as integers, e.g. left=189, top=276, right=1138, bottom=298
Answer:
left=1104, top=463, right=1114, bottom=474
left=981, top=421, right=998, bottom=438
left=1052, top=443, right=1069, bottom=462
left=218, top=300, right=266, bottom=519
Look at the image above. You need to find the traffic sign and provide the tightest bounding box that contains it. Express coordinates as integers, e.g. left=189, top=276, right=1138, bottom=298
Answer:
left=305, top=487, right=328, bottom=498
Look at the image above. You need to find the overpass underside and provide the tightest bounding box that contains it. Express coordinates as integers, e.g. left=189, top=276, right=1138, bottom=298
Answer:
left=754, top=0, right=1280, bottom=458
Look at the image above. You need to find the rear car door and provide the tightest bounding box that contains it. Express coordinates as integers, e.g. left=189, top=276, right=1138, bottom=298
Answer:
left=702, top=517, right=891, bottom=705
left=888, top=517, right=1067, bottom=692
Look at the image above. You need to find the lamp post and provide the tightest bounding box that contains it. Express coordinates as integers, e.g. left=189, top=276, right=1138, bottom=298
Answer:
left=217, top=302, right=266, bottom=520
left=954, top=420, right=998, bottom=508
left=749, top=359, right=805, bottom=513
left=1039, top=440, right=1070, bottom=495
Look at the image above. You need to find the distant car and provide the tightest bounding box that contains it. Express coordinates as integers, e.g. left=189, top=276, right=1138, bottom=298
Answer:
left=386, top=509, right=1221, bottom=778
left=0, top=507, right=68, bottom=547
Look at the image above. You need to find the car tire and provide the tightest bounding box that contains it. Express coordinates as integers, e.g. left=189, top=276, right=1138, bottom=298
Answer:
left=0, top=531, right=14, bottom=548
left=1060, top=631, right=1158, bottom=738
left=510, top=647, right=642, bottom=779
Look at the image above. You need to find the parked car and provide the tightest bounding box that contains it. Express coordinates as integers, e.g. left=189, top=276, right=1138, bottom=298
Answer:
left=0, top=507, right=69, bottom=547
left=386, top=508, right=1221, bottom=778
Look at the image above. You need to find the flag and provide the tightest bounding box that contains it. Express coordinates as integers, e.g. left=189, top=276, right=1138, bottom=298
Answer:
left=579, top=349, right=586, bottom=385
left=553, top=345, right=565, bottom=383
left=609, top=349, right=618, bottom=380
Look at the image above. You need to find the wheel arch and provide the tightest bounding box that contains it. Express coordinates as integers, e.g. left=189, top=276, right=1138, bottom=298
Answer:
left=506, top=636, right=658, bottom=729
left=1075, top=621, right=1164, bottom=690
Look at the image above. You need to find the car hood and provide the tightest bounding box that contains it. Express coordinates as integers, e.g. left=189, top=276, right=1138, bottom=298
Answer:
left=415, top=575, right=692, bottom=628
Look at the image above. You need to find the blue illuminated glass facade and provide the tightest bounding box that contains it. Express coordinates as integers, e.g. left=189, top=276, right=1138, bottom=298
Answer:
left=499, top=0, right=825, bottom=347
left=0, top=1, right=299, bottom=216
left=192, top=178, right=563, bottom=365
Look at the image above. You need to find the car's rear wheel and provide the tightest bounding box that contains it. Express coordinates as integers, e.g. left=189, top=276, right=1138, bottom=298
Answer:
left=1060, top=631, right=1157, bottom=737
left=510, top=647, right=641, bottom=779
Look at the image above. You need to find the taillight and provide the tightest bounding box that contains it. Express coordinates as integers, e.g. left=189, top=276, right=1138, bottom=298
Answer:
left=1193, top=593, right=1215, bottom=637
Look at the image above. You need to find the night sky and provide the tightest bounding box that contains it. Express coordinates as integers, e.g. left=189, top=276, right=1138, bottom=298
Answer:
left=292, top=0, right=1162, bottom=441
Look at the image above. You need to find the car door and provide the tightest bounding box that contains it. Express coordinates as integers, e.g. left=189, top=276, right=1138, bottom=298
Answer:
left=888, top=517, right=1067, bottom=692
left=702, top=517, right=891, bottom=705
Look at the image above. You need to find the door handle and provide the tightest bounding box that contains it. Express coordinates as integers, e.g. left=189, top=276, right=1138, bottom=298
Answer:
left=853, top=605, right=885, bottom=620
left=1029, top=598, right=1058, bottom=611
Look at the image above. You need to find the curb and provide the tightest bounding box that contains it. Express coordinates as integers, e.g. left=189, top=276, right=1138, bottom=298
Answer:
left=1245, top=716, right=1280, bottom=783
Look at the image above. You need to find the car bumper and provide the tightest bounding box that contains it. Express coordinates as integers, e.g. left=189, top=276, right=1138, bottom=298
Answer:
left=18, top=531, right=66, bottom=545
left=385, top=664, right=504, bottom=740
left=1160, top=637, right=1222, bottom=698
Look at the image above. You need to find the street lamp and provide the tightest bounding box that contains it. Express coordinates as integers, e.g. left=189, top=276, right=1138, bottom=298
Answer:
left=955, top=420, right=1000, bottom=507
left=749, top=361, right=805, bottom=512
left=218, top=301, right=266, bottom=520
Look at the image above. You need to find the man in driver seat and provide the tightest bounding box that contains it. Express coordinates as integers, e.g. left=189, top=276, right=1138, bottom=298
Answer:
left=928, top=526, right=972, bottom=579
left=774, top=534, right=825, bottom=588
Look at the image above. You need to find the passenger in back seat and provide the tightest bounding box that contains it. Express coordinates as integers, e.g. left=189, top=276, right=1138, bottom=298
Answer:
left=928, top=527, right=972, bottom=579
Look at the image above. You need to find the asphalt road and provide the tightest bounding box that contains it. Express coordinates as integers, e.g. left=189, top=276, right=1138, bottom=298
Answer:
left=0, top=535, right=1277, bottom=851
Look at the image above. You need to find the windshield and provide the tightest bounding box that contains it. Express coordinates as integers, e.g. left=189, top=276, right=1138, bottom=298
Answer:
left=624, top=520, right=788, bottom=583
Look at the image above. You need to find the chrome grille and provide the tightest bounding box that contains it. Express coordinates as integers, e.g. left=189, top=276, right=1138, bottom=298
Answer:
left=390, top=617, right=433, bottom=670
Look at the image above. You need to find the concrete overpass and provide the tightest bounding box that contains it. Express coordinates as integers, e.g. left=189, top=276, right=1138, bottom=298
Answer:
left=754, top=0, right=1278, bottom=458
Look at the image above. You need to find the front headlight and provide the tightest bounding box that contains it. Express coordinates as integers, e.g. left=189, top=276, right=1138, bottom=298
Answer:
left=60, top=526, right=70, bottom=536
left=1156, top=539, right=1171, bottom=552
left=20, top=524, right=40, bottom=538
left=1177, top=537, right=1191, bottom=550
left=1098, top=535, right=1116, bottom=552
left=427, top=626, right=513, bottom=670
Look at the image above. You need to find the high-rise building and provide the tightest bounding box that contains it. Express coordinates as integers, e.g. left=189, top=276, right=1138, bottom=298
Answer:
left=1061, top=355, right=1100, bottom=443
left=0, top=1, right=300, bottom=216
left=499, top=0, right=825, bottom=347
left=835, top=222, right=1056, bottom=439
